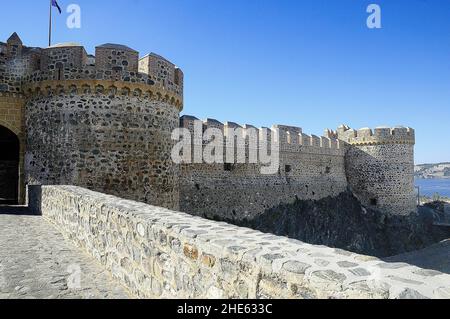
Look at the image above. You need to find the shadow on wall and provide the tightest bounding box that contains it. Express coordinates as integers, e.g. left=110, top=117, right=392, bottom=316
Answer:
left=209, top=190, right=450, bottom=258
left=0, top=125, right=20, bottom=205
left=0, top=185, right=42, bottom=216
left=0, top=205, right=34, bottom=215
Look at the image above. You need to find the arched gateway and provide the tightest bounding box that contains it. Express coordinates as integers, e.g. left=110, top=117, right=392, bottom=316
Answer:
left=0, top=125, right=20, bottom=205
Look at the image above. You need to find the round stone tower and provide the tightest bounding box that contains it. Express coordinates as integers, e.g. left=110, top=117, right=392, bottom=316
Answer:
left=22, top=42, right=183, bottom=210
left=337, top=125, right=416, bottom=216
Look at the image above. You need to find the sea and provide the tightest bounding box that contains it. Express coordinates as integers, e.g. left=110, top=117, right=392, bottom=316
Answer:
left=414, top=178, right=450, bottom=198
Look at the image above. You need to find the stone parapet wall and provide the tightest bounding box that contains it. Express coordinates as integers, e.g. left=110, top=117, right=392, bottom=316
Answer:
left=38, top=185, right=450, bottom=299
left=179, top=115, right=347, bottom=219
left=0, top=33, right=183, bottom=102
left=95, top=45, right=139, bottom=73
left=139, top=53, right=183, bottom=92
left=41, top=45, right=87, bottom=71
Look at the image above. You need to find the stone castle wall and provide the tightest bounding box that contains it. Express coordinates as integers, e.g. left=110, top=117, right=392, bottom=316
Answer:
left=0, top=34, right=184, bottom=209
left=0, top=32, right=416, bottom=216
left=25, top=89, right=180, bottom=209
left=335, top=126, right=416, bottom=215
left=178, top=116, right=348, bottom=220
left=0, top=32, right=430, bottom=299
left=41, top=45, right=87, bottom=71
left=0, top=52, right=28, bottom=93
left=179, top=117, right=417, bottom=220
left=96, top=45, right=139, bottom=73
left=36, top=185, right=450, bottom=299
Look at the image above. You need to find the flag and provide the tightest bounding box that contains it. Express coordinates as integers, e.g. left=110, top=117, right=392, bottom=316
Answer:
left=52, top=0, right=62, bottom=14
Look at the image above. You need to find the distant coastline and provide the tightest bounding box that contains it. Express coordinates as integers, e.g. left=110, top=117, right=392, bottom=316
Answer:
left=415, top=162, right=450, bottom=180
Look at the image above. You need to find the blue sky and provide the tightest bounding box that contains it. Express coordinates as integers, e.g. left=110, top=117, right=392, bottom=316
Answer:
left=1, top=0, right=449, bottom=164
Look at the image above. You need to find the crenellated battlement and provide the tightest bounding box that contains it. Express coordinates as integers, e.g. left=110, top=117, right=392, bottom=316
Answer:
left=0, top=32, right=185, bottom=209
left=0, top=33, right=183, bottom=108
left=180, top=115, right=345, bottom=156
left=179, top=116, right=349, bottom=219
left=0, top=31, right=418, bottom=221
left=333, top=125, right=415, bottom=145
left=333, top=124, right=417, bottom=216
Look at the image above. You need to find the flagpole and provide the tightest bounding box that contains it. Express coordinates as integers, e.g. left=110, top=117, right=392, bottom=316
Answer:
left=48, top=0, right=52, bottom=47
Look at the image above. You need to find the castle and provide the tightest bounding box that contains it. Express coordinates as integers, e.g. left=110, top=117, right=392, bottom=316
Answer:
left=0, top=32, right=416, bottom=218
left=4, top=32, right=449, bottom=300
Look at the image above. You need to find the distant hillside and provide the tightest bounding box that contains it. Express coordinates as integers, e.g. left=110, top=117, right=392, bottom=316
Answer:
left=415, top=162, right=450, bottom=179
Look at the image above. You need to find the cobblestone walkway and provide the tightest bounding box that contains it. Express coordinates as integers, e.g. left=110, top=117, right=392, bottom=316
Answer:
left=0, top=210, right=131, bottom=299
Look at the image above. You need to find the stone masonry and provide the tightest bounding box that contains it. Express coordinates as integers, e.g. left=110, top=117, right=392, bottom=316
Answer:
left=37, top=185, right=450, bottom=299
left=0, top=32, right=416, bottom=217
left=335, top=125, right=416, bottom=215
left=179, top=116, right=348, bottom=220
left=178, top=116, right=416, bottom=220
left=0, top=34, right=183, bottom=210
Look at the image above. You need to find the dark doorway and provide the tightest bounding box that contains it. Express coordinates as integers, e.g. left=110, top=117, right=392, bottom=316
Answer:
left=0, top=126, right=19, bottom=205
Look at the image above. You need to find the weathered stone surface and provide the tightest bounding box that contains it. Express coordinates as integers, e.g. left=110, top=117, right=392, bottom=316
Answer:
left=337, top=261, right=359, bottom=268
left=0, top=34, right=183, bottom=210
left=315, top=259, right=331, bottom=267
left=338, top=126, right=416, bottom=216
left=179, top=124, right=348, bottom=223
left=183, top=244, right=199, bottom=260
left=0, top=213, right=130, bottom=299
left=179, top=120, right=418, bottom=237
left=349, top=268, right=371, bottom=277
left=434, top=287, right=450, bottom=298
left=37, top=185, right=450, bottom=299
left=311, top=270, right=346, bottom=284
left=413, top=269, right=442, bottom=277
left=25, top=92, right=180, bottom=210
left=377, top=262, right=409, bottom=269
left=201, top=254, right=216, bottom=268
left=283, top=261, right=311, bottom=275
left=397, top=288, right=429, bottom=300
